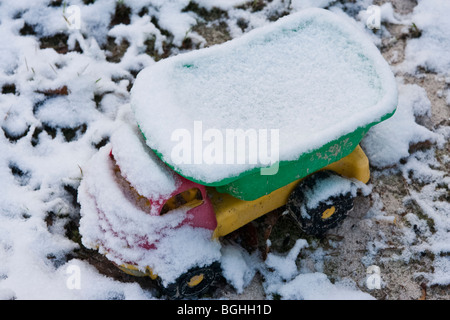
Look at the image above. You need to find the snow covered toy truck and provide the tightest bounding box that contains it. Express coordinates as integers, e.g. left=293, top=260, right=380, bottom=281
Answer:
left=78, top=9, right=397, bottom=299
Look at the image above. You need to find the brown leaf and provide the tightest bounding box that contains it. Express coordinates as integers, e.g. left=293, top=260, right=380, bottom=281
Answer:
left=37, top=85, right=69, bottom=96
left=419, top=282, right=427, bottom=300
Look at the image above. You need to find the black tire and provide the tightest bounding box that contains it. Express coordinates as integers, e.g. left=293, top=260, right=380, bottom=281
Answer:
left=287, top=171, right=355, bottom=237
left=162, top=262, right=221, bottom=299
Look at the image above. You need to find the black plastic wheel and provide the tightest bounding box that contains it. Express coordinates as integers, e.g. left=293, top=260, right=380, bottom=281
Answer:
left=287, top=171, right=355, bottom=237
left=162, top=262, right=221, bottom=299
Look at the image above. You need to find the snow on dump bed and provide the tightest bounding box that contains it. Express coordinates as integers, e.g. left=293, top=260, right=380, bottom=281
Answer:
left=131, top=8, right=397, bottom=184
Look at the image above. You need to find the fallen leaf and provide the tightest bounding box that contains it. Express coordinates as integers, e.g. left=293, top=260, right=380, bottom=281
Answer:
left=419, top=282, right=427, bottom=300
left=37, top=85, right=69, bottom=96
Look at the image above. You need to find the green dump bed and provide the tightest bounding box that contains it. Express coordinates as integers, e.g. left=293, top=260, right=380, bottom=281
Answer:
left=130, top=8, right=397, bottom=201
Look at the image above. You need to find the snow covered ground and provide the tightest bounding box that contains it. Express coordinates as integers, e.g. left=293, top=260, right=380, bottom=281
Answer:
left=0, top=0, right=448, bottom=300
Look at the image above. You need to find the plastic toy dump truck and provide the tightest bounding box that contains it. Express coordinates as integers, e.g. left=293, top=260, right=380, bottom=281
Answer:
left=78, top=8, right=397, bottom=299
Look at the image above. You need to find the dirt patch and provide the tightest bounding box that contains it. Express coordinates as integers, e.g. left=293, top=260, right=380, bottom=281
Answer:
left=402, top=73, right=450, bottom=127
left=193, top=21, right=232, bottom=47
left=374, top=0, right=417, bottom=15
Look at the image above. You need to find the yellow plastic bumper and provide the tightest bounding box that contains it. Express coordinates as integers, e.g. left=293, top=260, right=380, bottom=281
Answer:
left=116, top=263, right=158, bottom=280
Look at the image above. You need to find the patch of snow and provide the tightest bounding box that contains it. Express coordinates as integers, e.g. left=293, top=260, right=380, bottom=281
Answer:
left=265, top=239, right=308, bottom=281
left=361, top=81, right=442, bottom=168
left=276, top=273, right=375, bottom=300
left=220, top=244, right=258, bottom=294
left=261, top=239, right=374, bottom=300
left=399, top=0, right=450, bottom=76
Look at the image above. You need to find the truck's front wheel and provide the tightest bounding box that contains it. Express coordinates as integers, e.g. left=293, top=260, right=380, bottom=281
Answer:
left=162, top=262, right=221, bottom=299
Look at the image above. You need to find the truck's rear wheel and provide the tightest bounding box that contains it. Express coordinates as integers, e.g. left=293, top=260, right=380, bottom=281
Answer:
left=162, top=262, right=221, bottom=299
left=287, top=171, right=355, bottom=237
